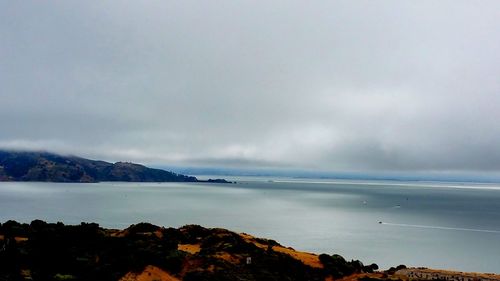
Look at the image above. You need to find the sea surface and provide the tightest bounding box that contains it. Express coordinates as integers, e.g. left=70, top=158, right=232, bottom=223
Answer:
left=1, top=177, right=500, bottom=273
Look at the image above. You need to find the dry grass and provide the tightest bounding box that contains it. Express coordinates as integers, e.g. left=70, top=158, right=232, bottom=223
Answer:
left=213, top=252, right=241, bottom=264
left=119, top=265, right=180, bottom=281
left=15, top=237, right=28, bottom=242
left=339, top=273, right=403, bottom=281
left=154, top=230, right=163, bottom=239
left=272, top=246, right=323, bottom=268
left=178, top=243, right=201, bottom=254
left=108, top=229, right=128, bottom=237
left=0, top=235, right=29, bottom=242
left=240, top=233, right=323, bottom=269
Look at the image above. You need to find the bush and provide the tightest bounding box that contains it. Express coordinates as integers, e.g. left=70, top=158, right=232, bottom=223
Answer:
left=179, top=225, right=211, bottom=243
left=162, top=250, right=186, bottom=274
left=319, top=254, right=364, bottom=278
left=363, top=263, right=379, bottom=273
left=127, top=222, right=160, bottom=234
left=1, top=220, right=29, bottom=237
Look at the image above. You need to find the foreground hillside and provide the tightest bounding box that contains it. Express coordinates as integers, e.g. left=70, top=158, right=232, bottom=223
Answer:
left=0, top=150, right=197, bottom=183
left=0, top=220, right=380, bottom=281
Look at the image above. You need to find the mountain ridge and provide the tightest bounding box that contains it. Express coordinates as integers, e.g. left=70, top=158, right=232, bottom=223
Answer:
left=0, top=150, right=198, bottom=183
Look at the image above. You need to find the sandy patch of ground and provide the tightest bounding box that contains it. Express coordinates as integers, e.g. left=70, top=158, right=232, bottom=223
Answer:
left=119, top=265, right=180, bottom=281
left=178, top=243, right=201, bottom=254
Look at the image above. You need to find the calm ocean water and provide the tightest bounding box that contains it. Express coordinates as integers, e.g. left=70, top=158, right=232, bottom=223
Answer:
left=1, top=178, right=499, bottom=273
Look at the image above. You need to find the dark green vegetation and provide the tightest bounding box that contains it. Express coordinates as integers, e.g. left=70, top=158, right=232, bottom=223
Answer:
left=0, top=150, right=197, bottom=182
left=319, top=254, right=379, bottom=278
left=0, top=220, right=377, bottom=281
left=203, top=178, right=233, bottom=184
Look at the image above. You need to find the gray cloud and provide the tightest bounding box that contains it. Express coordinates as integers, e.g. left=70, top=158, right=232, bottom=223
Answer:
left=1, top=1, right=500, bottom=174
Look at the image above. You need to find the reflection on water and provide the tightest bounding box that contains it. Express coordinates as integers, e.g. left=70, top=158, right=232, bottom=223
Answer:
left=0, top=179, right=499, bottom=273
left=379, top=222, right=500, bottom=234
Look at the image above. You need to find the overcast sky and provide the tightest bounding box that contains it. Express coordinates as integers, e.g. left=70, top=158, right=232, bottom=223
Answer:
left=1, top=1, right=499, bottom=174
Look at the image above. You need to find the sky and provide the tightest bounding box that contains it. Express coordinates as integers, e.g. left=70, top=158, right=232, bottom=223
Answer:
left=1, top=1, right=500, bottom=176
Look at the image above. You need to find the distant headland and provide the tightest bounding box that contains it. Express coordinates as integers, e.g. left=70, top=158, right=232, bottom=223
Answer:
left=0, top=150, right=231, bottom=183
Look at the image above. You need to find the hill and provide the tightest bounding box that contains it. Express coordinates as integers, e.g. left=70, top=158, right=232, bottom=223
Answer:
left=1, top=221, right=498, bottom=281
left=0, top=150, right=197, bottom=183
left=0, top=220, right=380, bottom=281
